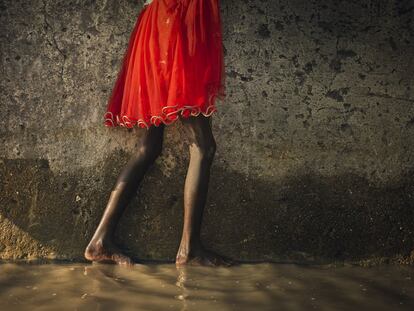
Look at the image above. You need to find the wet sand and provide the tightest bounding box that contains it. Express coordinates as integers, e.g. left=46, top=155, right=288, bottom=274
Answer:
left=0, top=262, right=413, bottom=310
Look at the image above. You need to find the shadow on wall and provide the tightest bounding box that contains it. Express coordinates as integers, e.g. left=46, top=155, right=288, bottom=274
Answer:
left=1, top=156, right=413, bottom=263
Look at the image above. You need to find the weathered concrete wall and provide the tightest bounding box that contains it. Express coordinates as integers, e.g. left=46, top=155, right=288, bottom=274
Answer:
left=1, top=0, right=414, bottom=265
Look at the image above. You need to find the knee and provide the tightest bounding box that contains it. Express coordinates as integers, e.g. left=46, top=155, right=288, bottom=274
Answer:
left=137, top=142, right=163, bottom=163
left=192, top=139, right=216, bottom=163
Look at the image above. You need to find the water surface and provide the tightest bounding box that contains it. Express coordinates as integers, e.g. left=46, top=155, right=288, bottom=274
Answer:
left=1, top=262, right=413, bottom=310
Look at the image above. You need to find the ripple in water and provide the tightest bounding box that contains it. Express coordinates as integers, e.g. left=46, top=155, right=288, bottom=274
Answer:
left=0, top=262, right=413, bottom=310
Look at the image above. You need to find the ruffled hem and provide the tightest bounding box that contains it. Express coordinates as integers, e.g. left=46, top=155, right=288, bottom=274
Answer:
left=104, top=89, right=225, bottom=130
left=104, top=103, right=217, bottom=129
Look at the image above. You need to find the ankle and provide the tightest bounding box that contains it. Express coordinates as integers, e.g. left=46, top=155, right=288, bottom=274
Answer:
left=90, top=231, right=114, bottom=244
left=177, top=238, right=204, bottom=257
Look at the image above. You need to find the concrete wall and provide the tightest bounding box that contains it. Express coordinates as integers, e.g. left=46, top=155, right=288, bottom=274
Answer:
left=1, top=0, right=414, bottom=265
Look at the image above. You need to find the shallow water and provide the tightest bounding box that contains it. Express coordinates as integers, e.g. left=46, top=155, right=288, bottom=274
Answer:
left=0, top=262, right=413, bottom=310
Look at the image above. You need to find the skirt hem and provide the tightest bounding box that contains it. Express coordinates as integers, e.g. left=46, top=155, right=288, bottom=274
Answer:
left=104, top=91, right=225, bottom=130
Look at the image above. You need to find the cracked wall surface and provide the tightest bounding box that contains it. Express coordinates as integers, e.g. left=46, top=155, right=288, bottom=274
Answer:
left=1, top=0, right=414, bottom=264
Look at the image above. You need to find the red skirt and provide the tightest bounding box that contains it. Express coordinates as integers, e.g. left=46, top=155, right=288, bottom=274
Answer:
left=104, top=0, right=226, bottom=129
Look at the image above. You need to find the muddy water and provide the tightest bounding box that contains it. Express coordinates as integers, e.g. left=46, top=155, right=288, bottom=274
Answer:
left=0, top=262, right=413, bottom=310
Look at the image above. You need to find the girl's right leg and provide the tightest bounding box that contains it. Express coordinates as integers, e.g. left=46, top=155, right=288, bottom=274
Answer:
left=85, top=123, right=165, bottom=265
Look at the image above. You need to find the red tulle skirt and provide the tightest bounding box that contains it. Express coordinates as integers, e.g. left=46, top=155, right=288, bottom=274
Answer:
left=104, top=0, right=226, bottom=129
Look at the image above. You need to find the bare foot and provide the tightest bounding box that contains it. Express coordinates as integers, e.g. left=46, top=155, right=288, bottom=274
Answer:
left=84, top=239, right=135, bottom=266
left=176, top=247, right=235, bottom=267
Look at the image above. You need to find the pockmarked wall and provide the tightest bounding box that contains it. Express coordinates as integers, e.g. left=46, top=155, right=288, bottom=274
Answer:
left=1, top=0, right=413, bottom=265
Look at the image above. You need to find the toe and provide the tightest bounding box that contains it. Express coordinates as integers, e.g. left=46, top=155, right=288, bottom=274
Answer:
left=111, top=253, right=134, bottom=266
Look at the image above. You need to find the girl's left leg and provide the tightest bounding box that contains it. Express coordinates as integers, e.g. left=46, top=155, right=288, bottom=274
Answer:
left=176, top=114, right=234, bottom=266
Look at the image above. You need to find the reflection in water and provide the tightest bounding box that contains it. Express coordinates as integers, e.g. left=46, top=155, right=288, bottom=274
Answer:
left=0, top=262, right=413, bottom=310
left=176, top=267, right=189, bottom=311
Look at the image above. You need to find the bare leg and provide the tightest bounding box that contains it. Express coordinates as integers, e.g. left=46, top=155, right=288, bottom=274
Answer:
left=85, top=124, right=165, bottom=265
left=176, top=115, right=234, bottom=266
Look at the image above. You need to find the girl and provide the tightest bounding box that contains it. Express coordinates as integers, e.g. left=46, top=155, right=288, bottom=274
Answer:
left=84, top=0, right=233, bottom=266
